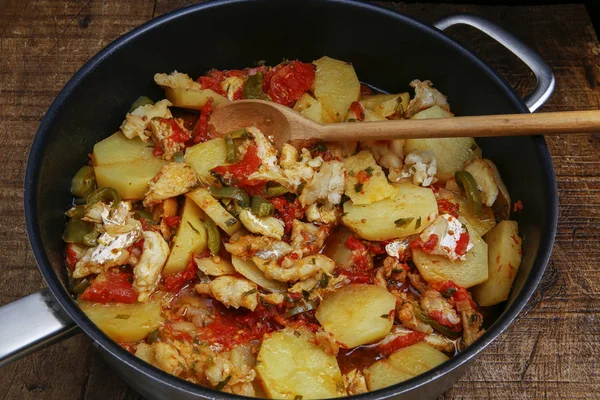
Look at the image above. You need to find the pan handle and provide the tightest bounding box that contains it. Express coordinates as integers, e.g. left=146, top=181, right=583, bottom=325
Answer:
left=0, top=288, right=78, bottom=367
left=433, top=14, right=555, bottom=113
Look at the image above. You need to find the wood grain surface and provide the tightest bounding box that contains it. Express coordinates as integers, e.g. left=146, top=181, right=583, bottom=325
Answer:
left=0, top=1, right=598, bottom=399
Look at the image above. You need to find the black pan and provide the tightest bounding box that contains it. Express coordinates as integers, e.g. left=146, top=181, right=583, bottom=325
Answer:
left=0, top=1, right=558, bottom=399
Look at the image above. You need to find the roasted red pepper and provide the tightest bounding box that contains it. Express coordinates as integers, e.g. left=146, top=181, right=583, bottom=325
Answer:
left=164, top=216, right=181, bottom=229
left=212, top=144, right=262, bottom=186
left=349, top=101, right=365, bottom=121
left=378, top=331, right=426, bottom=356
left=163, top=256, right=200, bottom=293
left=437, top=199, right=460, bottom=218
left=270, top=196, right=305, bottom=235
left=80, top=269, right=137, bottom=304
left=268, top=61, right=315, bottom=106
left=193, top=99, right=213, bottom=144
left=454, top=232, right=470, bottom=256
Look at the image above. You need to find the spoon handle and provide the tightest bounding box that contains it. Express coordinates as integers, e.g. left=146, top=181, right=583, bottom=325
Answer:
left=316, top=110, right=600, bottom=141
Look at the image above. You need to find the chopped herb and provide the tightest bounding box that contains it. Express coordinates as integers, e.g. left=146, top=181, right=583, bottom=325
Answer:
left=354, top=183, right=363, bottom=193
left=410, top=166, right=416, bottom=173
left=294, top=396, right=304, bottom=400
left=348, top=171, right=356, bottom=177
left=187, top=222, right=200, bottom=234
left=347, top=118, right=357, bottom=122
left=310, top=258, right=316, bottom=265
left=391, top=268, right=404, bottom=273
left=178, top=362, right=187, bottom=371
left=318, top=274, right=329, bottom=288
left=293, top=330, right=301, bottom=338
left=380, top=314, right=389, bottom=319
left=394, top=217, right=414, bottom=228
left=243, top=288, right=258, bottom=296
left=215, top=375, right=232, bottom=391
left=147, top=329, right=159, bottom=344
left=470, top=143, right=477, bottom=151
left=225, top=218, right=238, bottom=227
left=364, top=166, right=374, bottom=176
left=302, top=290, right=311, bottom=300
left=415, top=216, right=422, bottom=229
left=341, top=194, right=350, bottom=203
left=115, top=314, right=130, bottom=320
left=470, top=313, right=480, bottom=324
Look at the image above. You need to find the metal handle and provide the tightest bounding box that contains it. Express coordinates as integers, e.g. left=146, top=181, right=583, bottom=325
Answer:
left=0, top=288, right=78, bottom=367
left=434, top=14, right=555, bottom=112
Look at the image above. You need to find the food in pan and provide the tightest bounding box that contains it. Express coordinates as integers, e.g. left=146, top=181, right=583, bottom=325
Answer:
left=63, top=56, right=522, bottom=398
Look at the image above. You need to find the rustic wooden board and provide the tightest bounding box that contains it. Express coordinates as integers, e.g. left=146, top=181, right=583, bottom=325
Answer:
left=0, top=1, right=598, bottom=399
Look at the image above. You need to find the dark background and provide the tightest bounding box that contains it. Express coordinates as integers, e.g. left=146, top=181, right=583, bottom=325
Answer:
left=378, top=0, right=600, bottom=39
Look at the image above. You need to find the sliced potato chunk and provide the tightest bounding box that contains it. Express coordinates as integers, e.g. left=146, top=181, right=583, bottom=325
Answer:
left=405, top=107, right=481, bottom=182
left=93, top=132, right=168, bottom=199
left=412, top=225, right=489, bottom=288
left=365, top=342, right=449, bottom=391
left=163, top=197, right=207, bottom=275
left=78, top=300, right=163, bottom=343
left=93, top=132, right=154, bottom=165
left=472, top=221, right=522, bottom=306
left=195, top=256, right=236, bottom=277
left=313, top=56, right=360, bottom=122
left=231, top=256, right=287, bottom=293
left=360, top=93, right=409, bottom=119
left=343, top=150, right=395, bottom=205
left=184, top=138, right=229, bottom=185
left=186, top=188, right=241, bottom=236
left=342, top=183, right=438, bottom=241
left=163, top=87, right=229, bottom=110
left=293, top=93, right=323, bottom=123
left=257, top=328, right=346, bottom=399
left=316, top=284, right=395, bottom=348
left=94, top=159, right=167, bottom=200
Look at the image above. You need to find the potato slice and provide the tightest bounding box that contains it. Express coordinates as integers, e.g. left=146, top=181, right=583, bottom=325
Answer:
left=163, top=197, right=207, bottom=275
left=313, top=56, right=360, bottom=122
left=293, top=93, right=323, bottom=123
left=94, top=158, right=167, bottom=200
left=256, top=328, right=346, bottom=399
left=231, top=256, right=287, bottom=293
left=93, top=132, right=154, bottom=165
left=360, top=93, right=410, bottom=119
left=365, top=342, right=449, bottom=391
left=163, top=87, right=229, bottom=110
left=472, top=221, right=522, bottom=306
left=186, top=188, right=241, bottom=236
left=316, top=284, right=395, bottom=348
left=342, top=183, right=438, bottom=241
left=184, top=138, right=229, bottom=185
left=195, top=256, right=236, bottom=277
left=343, top=150, right=395, bottom=205
left=412, top=225, right=489, bottom=288
left=405, top=106, right=482, bottom=183
left=322, top=226, right=354, bottom=269
left=78, top=300, right=163, bottom=343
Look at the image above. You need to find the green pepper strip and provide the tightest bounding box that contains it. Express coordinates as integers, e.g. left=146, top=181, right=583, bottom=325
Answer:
left=69, top=277, right=91, bottom=296
left=146, top=329, right=159, bottom=344
left=134, top=209, right=155, bottom=222
left=283, top=300, right=318, bottom=318
left=71, top=166, right=97, bottom=198
left=413, top=304, right=461, bottom=339
left=62, top=219, right=94, bottom=244
left=227, top=129, right=247, bottom=140
left=128, top=96, right=154, bottom=113
left=208, top=186, right=250, bottom=208
left=66, top=205, right=86, bottom=219
left=225, top=136, right=237, bottom=163
left=242, top=72, right=268, bottom=100
left=265, top=184, right=289, bottom=198
left=251, top=195, right=275, bottom=217
left=204, top=218, right=221, bottom=256
left=86, top=187, right=121, bottom=207
left=454, top=170, right=482, bottom=216
left=82, top=224, right=102, bottom=247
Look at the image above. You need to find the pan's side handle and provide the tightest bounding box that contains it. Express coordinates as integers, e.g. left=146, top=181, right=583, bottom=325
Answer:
left=0, top=288, right=78, bottom=367
left=434, top=14, right=555, bottom=113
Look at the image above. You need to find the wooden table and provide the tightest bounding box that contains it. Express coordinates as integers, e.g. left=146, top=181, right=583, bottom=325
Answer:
left=0, top=1, right=598, bottom=399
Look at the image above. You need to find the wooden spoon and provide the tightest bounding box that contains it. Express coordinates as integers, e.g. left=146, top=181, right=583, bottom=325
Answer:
left=209, top=99, right=600, bottom=148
